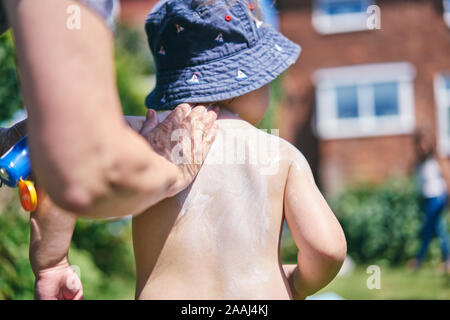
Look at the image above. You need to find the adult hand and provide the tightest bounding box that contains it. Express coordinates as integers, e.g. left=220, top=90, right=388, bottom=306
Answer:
left=0, top=119, right=26, bottom=156
left=140, top=104, right=219, bottom=195
left=34, top=257, right=83, bottom=300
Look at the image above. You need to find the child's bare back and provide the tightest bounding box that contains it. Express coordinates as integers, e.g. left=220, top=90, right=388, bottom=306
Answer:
left=131, top=0, right=346, bottom=300
left=132, top=109, right=330, bottom=300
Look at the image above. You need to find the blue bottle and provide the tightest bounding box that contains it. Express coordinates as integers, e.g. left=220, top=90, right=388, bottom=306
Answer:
left=0, top=136, right=32, bottom=187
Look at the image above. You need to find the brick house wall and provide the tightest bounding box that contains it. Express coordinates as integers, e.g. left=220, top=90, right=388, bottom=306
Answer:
left=118, top=0, right=450, bottom=194
left=277, top=0, right=450, bottom=194
left=119, top=0, right=158, bottom=27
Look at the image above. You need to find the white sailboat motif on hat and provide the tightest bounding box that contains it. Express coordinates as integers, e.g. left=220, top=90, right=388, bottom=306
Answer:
left=175, top=24, right=184, bottom=33
left=237, top=68, right=248, bottom=80
left=214, top=33, right=224, bottom=43
left=255, top=18, right=263, bottom=29
left=187, top=73, right=200, bottom=84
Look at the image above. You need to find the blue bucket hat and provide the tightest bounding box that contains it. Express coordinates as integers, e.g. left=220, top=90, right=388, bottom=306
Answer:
left=145, top=0, right=301, bottom=110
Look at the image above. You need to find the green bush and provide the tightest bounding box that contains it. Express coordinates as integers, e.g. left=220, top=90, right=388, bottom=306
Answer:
left=114, top=23, right=154, bottom=116
left=0, top=199, right=135, bottom=300
left=0, top=201, right=34, bottom=299
left=71, top=218, right=135, bottom=279
left=281, top=177, right=450, bottom=267
left=280, top=227, right=298, bottom=264
left=331, top=177, right=448, bottom=266
left=257, top=76, right=283, bottom=130
left=0, top=31, right=23, bottom=122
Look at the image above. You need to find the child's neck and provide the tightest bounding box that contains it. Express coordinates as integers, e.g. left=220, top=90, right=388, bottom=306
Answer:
left=217, top=107, right=241, bottom=121
left=217, top=105, right=263, bottom=125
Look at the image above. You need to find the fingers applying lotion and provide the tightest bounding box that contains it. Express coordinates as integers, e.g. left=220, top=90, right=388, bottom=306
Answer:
left=205, top=106, right=219, bottom=128
left=204, top=123, right=218, bottom=145
left=169, top=103, right=192, bottom=124
left=146, top=109, right=159, bottom=127
left=140, top=109, right=159, bottom=137
left=189, top=105, right=207, bottom=119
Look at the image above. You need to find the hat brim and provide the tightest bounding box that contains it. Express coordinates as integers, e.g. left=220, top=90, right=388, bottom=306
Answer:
left=145, top=26, right=301, bottom=110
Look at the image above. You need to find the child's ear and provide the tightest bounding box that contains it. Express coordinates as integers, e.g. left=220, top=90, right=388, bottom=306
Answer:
left=215, top=99, right=231, bottom=108
left=225, top=98, right=236, bottom=105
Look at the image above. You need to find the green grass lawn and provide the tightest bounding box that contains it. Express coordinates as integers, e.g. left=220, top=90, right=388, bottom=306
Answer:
left=312, top=265, right=450, bottom=300
left=2, top=196, right=449, bottom=300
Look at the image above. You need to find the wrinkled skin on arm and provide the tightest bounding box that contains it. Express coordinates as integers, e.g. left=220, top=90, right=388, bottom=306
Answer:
left=30, top=189, right=82, bottom=300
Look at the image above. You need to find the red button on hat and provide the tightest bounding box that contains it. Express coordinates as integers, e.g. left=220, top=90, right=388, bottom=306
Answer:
left=249, top=3, right=255, bottom=10
left=225, top=14, right=231, bottom=21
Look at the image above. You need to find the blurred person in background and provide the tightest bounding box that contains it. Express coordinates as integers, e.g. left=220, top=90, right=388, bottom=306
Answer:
left=410, top=128, right=450, bottom=274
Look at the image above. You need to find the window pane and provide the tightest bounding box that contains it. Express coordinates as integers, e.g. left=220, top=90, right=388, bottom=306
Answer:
left=336, top=85, right=359, bottom=118
left=374, top=82, right=399, bottom=116
left=444, top=75, right=450, bottom=89
left=316, top=0, right=370, bottom=15
left=448, top=108, right=450, bottom=137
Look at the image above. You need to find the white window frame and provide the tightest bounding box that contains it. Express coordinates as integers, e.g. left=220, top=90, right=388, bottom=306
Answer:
left=434, top=73, right=450, bottom=156
left=444, top=0, right=450, bottom=28
left=312, top=0, right=374, bottom=35
left=313, top=62, right=416, bottom=140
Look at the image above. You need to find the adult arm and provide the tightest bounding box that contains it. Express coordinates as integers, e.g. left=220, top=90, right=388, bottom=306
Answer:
left=283, top=151, right=347, bottom=299
left=29, top=116, right=151, bottom=300
left=30, top=188, right=82, bottom=300
left=28, top=116, right=146, bottom=273
left=4, top=0, right=217, bottom=218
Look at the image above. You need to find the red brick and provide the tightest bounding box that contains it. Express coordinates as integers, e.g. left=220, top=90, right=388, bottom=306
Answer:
left=278, top=0, right=450, bottom=194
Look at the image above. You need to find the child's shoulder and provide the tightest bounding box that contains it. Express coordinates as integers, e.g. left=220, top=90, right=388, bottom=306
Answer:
left=272, top=136, right=316, bottom=188
left=254, top=129, right=313, bottom=180
left=215, top=120, right=312, bottom=175
left=274, top=135, right=311, bottom=172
